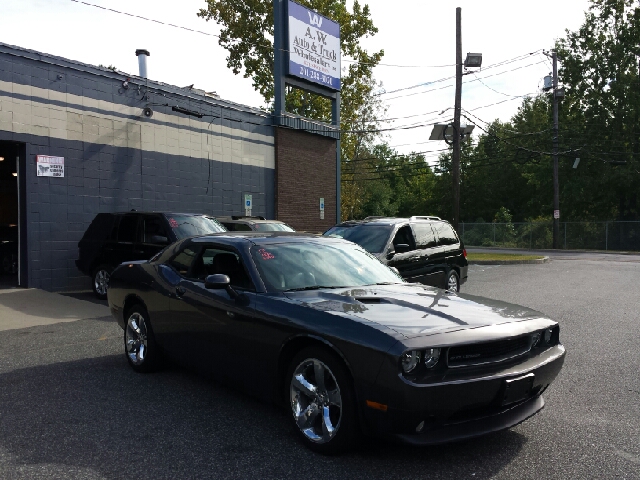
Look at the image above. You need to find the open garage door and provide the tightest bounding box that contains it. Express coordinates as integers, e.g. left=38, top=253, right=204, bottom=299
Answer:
left=0, top=141, right=26, bottom=289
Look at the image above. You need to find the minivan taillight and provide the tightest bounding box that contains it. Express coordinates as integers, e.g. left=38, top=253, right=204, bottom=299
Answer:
left=463, top=248, right=467, bottom=258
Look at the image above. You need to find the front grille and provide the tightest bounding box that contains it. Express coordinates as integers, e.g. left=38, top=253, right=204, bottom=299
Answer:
left=447, top=335, right=532, bottom=367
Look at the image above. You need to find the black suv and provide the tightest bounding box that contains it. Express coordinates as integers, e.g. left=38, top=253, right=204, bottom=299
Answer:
left=214, top=216, right=295, bottom=232
left=324, top=216, right=468, bottom=291
left=76, top=212, right=225, bottom=299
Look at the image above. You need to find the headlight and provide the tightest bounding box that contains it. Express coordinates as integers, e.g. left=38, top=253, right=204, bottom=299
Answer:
left=543, top=328, right=553, bottom=344
left=531, top=332, right=541, bottom=347
left=424, top=348, right=440, bottom=368
left=401, top=351, right=421, bottom=373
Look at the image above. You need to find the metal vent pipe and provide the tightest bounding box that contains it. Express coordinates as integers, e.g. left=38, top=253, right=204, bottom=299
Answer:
left=135, top=49, right=150, bottom=78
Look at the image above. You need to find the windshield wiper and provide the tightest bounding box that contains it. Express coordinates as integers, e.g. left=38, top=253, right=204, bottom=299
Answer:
left=364, top=282, right=401, bottom=286
left=284, top=285, right=348, bottom=292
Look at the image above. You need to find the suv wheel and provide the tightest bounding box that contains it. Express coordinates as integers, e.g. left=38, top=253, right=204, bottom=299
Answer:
left=92, top=265, right=112, bottom=300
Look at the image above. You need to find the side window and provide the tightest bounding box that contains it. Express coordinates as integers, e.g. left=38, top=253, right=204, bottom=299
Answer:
left=222, top=223, right=235, bottom=231
left=412, top=223, right=437, bottom=249
left=434, top=223, right=459, bottom=246
left=108, top=215, right=121, bottom=241
left=392, top=225, right=416, bottom=250
left=117, top=214, right=139, bottom=243
left=142, top=215, right=169, bottom=243
left=167, top=246, right=199, bottom=276
left=234, top=223, right=253, bottom=232
left=191, top=246, right=254, bottom=290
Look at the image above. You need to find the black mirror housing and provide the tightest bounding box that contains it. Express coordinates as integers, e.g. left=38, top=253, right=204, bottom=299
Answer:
left=205, top=274, right=231, bottom=289
left=394, top=243, right=412, bottom=254
left=150, top=235, right=169, bottom=245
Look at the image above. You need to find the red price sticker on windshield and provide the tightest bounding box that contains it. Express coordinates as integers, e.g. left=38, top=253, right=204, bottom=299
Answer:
left=258, top=248, right=275, bottom=260
left=168, top=218, right=179, bottom=228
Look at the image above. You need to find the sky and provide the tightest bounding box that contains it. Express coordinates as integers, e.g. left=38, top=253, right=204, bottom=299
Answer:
left=1, top=0, right=593, bottom=166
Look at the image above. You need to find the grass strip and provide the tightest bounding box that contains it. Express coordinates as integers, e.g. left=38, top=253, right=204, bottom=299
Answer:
left=466, top=253, right=545, bottom=261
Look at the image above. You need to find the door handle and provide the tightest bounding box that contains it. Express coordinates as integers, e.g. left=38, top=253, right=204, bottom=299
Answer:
left=175, top=286, right=186, bottom=298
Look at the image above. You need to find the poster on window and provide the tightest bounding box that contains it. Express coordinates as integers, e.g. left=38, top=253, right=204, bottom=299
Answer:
left=36, top=155, right=64, bottom=177
left=288, top=0, right=341, bottom=91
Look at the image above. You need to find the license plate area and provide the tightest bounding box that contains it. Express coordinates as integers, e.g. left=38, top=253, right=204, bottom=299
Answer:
left=502, top=373, right=534, bottom=405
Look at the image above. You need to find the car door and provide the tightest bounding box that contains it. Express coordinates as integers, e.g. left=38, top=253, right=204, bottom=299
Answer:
left=135, top=214, right=171, bottom=261
left=168, top=245, right=256, bottom=377
left=409, top=222, right=444, bottom=287
left=386, top=224, right=422, bottom=280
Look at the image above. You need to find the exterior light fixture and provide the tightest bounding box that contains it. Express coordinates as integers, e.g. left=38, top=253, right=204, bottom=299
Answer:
left=0, top=156, right=4, bottom=161
left=12, top=172, right=18, bottom=177
left=464, top=52, right=483, bottom=68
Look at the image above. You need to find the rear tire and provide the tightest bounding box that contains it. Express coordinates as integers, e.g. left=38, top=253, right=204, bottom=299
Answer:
left=92, top=264, right=112, bottom=300
left=124, top=305, right=163, bottom=373
left=286, top=346, right=360, bottom=454
left=445, top=269, right=460, bottom=293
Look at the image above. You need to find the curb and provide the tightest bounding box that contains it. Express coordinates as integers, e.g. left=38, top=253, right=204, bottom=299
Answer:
left=468, top=256, right=550, bottom=265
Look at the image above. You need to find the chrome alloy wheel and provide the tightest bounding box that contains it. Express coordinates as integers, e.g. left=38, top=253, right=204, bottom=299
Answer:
left=447, top=272, right=459, bottom=292
left=290, top=359, right=342, bottom=444
left=94, top=269, right=110, bottom=296
left=125, top=313, right=148, bottom=366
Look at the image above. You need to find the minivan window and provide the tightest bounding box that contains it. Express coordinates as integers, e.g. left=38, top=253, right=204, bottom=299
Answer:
left=324, top=225, right=393, bottom=254
left=165, top=215, right=225, bottom=239
left=434, top=222, right=459, bottom=246
left=412, top=223, right=437, bottom=248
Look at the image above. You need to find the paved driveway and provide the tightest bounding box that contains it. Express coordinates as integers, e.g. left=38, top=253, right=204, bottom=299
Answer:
left=0, top=253, right=638, bottom=479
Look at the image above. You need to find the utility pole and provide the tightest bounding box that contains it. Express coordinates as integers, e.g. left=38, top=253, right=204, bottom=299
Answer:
left=452, top=7, right=462, bottom=232
left=552, top=50, right=560, bottom=249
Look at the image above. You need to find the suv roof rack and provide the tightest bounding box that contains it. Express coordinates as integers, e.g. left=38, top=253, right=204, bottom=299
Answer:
left=364, top=216, right=394, bottom=220
left=230, top=215, right=266, bottom=221
left=410, top=216, right=441, bottom=221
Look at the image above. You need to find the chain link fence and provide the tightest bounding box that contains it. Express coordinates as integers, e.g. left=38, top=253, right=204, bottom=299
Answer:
left=460, top=221, right=640, bottom=251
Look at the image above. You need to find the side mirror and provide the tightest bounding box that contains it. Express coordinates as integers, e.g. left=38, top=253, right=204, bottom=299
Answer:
left=394, top=243, right=412, bottom=254
left=150, top=235, right=169, bottom=245
left=204, top=274, right=231, bottom=289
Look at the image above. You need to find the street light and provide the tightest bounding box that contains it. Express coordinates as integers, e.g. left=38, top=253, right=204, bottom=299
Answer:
left=464, top=53, right=482, bottom=68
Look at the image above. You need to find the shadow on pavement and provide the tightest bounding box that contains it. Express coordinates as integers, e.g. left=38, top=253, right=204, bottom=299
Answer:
left=0, top=352, right=527, bottom=479
left=59, top=291, right=108, bottom=307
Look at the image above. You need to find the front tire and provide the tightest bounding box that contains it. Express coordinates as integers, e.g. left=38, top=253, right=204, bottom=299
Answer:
left=124, top=305, right=163, bottom=373
left=286, top=346, right=359, bottom=454
left=92, top=265, right=112, bottom=300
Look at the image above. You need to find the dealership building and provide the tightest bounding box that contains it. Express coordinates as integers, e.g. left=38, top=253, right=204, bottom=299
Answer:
left=0, top=42, right=338, bottom=291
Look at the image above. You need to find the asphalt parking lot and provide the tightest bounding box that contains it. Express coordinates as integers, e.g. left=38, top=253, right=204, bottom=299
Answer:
left=0, top=252, right=639, bottom=479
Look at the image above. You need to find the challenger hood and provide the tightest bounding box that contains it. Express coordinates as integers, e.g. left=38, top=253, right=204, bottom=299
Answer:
left=284, top=283, right=547, bottom=339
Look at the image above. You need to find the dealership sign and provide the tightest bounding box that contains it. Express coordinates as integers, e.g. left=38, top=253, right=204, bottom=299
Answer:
left=288, top=0, right=341, bottom=91
left=36, top=155, right=64, bottom=177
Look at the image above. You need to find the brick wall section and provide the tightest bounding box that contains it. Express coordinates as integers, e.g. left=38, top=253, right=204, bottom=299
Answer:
left=275, top=128, right=337, bottom=233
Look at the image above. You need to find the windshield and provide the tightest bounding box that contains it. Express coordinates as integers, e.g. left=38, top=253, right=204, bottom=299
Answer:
left=250, top=242, right=403, bottom=292
left=254, top=222, right=295, bottom=232
left=323, top=225, right=393, bottom=254
left=165, top=215, right=225, bottom=239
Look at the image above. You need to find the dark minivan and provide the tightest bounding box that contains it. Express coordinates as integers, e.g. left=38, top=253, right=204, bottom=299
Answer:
left=324, top=216, right=468, bottom=291
left=76, top=212, right=225, bottom=299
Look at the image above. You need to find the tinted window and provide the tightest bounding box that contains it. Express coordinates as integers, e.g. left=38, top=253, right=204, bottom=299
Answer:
left=191, top=247, right=253, bottom=289
left=323, top=225, right=393, bottom=254
left=233, top=223, right=253, bottom=232
left=221, top=223, right=235, bottom=231
left=392, top=225, right=416, bottom=250
left=165, top=215, right=225, bottom=239
left=434, top=222, right=459, bottom=246
left=412, top=223, right=437, bottom=248
left=254, top=223, right=295, bottom=232
left=167, top=246, right=199, bottom=276
left=251, top=242, right=402, bottom=292
left=142, top=215, right=169, bottom=243
left=117, top=215, right=139, bottom=243
left=81, top=214, right=115, bottom=241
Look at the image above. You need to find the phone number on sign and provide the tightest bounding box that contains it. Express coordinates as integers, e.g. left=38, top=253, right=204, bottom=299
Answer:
left=298, top=66, right=335, bottom=87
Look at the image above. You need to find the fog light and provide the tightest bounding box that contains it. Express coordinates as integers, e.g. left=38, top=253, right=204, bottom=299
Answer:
left=424, top=348, right=440, bottom=368
left=544, top=328, right=553, bottom=344
left=416, top=421, right=425, bottom=433
left=401, top=351, right=421, bottom=373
